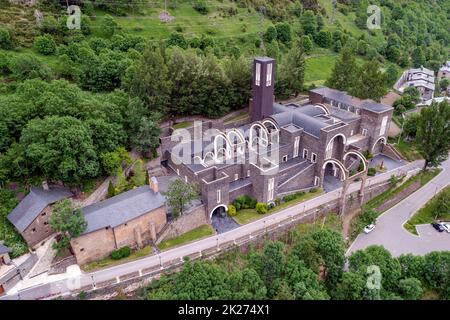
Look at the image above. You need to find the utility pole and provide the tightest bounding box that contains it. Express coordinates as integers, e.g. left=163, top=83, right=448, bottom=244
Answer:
left=258, top=6, right=266, bottom=48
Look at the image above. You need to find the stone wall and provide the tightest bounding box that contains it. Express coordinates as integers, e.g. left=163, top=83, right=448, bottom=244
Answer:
left=68, top=178, right=399, bottom=299
left=71, top=207, right=167, bottom=265
left=156, top=205, right=208, bottom=244
left=0, top=253, right=38, bottom=294
left=22, top=205, right=55, bottom=248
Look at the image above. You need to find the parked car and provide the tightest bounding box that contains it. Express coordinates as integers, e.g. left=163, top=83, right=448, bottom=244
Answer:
left=440, top=223, right=450, bottom=233
left=364, top=224, right=376, bottom=234
left=431, top=222, right=445, bottom=232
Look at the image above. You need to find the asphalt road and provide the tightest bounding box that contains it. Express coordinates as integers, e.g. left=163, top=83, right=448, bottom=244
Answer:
left=1, top=160, right=423, bottom=300
left=347, top=157, right=450, bottom=258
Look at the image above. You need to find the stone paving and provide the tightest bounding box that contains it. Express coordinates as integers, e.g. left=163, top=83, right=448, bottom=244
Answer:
left=369, top=154, right=406, bottom=174
left=211, top=214, right=240, bottom=234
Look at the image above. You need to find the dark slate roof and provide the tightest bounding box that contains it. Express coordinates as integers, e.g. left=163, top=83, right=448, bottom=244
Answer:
left=289, top=104, right=326, bottom=117
left=361, top=101, right=392, bottom=113
left=7, top=186, right=73, bottom=233
left=0, top=243, right=10, bottom=254
left=81, top=186, right=166, bottom=235
left=271, top=103, right=328, bottom=137
left=311, top=86, right=392, bottom=113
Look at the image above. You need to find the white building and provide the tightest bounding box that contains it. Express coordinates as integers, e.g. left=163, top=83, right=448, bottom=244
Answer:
left=394, top=66, right=435, bottom=102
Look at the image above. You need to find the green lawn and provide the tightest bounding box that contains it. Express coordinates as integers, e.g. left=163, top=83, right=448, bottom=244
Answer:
left=172, top=121, right=193, bottom=130
left=82, top=245, right=154, bottom=272
left=304, top=54, right=339, bottom=86
left=365, top=169, right=442, bottom=211
left=158, top=224, right=214, bottom=251
left=404, top=186, right=450, bottom=235
left=296, top=212, right=342, bottom=237
left=392, top=139, right=422, bottom=162
left=233, top=189, right=324, bottom=225
left=90, top=1, right=270, bottom=41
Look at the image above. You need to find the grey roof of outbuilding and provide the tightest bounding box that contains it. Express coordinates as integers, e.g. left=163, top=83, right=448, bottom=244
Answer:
left=0, top=243, right=10, bottom=254
left=7, top=186, right=73, bottom=233
left=81, top=186, right=166, bottom=235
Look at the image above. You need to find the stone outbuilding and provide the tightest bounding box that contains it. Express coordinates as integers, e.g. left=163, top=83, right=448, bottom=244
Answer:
left=0, top=243, right=11, bottom=266
left=7, top=185, right=73, bottom=248
left=71, top=182, right=167, bottom=265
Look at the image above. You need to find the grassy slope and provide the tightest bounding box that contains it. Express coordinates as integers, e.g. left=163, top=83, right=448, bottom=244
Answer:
left=158, top=224, right=214, bottom=251
left=82, top=244, right=153, bottom=272
left=1, top=0, right=373, bottom=86
left=233, top=189, right=324, bottom=225
left=404, top=186, right=450, bottom=235
left=90, top=1, right=269, bottom=42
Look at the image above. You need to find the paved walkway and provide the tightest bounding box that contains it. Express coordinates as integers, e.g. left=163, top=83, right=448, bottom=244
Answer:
left=347, top=157, right=450, bottom=257
left=2, top=160, right=424, bottom=300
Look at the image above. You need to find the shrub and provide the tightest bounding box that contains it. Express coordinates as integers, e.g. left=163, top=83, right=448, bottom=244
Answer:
left=233, top=195, right=257, bottom=210
left=0, top=52, right=9, bottom=74
left=283, top=191, right=306, bottom=202
left=0, top=27, right=13, bottom=50
left=228, top=204, right=237, bottom=217
left=193, top=0, right=209, bottom=15
left=256, top=203, right=268, bottom=215
left=34, top=34, right=57, bottom=55
left=389, top=175, right=399, bottom=187
left=167, top=32, right=188, bottom=49
left=8, top=54, right=51, bottom=80
left=363, top=150, right=374, bottom=160
left=263, top=26, right=277, bottom=43
left=110, top=246, right=131, bottom=260
left=309, top=188, right=318, bottom=193
left=368, top=168, right=377, bottom=176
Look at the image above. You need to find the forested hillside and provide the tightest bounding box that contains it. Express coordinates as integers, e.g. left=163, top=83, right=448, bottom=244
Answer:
left=0, top=0, right=448, bottom=190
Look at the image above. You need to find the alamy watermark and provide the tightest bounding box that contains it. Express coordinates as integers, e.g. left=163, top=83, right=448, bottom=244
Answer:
left=367, top=5, right=381, bottom=30
left=366, top=265, right=381, bottom=290
left=67, top=5, right=81, bottom=30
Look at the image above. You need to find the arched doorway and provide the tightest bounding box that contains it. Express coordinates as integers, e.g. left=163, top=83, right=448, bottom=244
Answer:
left=322, top=160, right=347, bottom=192
left=325, top=134, right=347, bottom=160
left=210, top=204, right=239, bottom=234
left=210, top=204, right=228, bottom=219
left=371, top=137, right=387, bottom=155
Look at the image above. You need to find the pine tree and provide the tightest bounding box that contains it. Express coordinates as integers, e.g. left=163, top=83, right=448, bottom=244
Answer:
left=277, top=42, right=305, bottom=98
left=325, top=46, right=358, bottom=91
left=349, top=59, right=388, bottom=101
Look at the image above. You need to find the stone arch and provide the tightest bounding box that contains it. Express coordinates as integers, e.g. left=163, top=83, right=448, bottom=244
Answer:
left=325, top=133, right=347, bottom=160
left=261, top=119, right=280, bottom=132
left=249, top=122, right=269, bottom=150
left=210, top=204, right=228, bottom=218
left=261, top=119, right=280, bottom=145
left=314, top=103, right=330, bottom=115
left=322, top=159, right=347, bottom=181
left=214, top=133, right=232, bottom=162
left=343, top=150, right=368, bottom=173
left=203, top=151, right=215, bottom=165
left=226, top=129, right=246, bottom=155
left=371, top=136, right=387, bottom=153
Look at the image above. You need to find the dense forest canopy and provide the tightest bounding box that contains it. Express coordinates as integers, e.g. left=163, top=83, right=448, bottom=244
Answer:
left=138, top=228, right=450, bottom=300
left=0, top=0, right=448, bottom=187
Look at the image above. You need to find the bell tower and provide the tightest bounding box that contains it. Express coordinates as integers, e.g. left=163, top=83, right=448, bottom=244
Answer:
left=251, top=57, right=276, bottom=122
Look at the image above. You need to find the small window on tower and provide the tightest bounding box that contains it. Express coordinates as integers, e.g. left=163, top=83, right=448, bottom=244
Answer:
left=255, top=63, right=261, bottom=86
left=266, top=63, right=272, bottom=86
